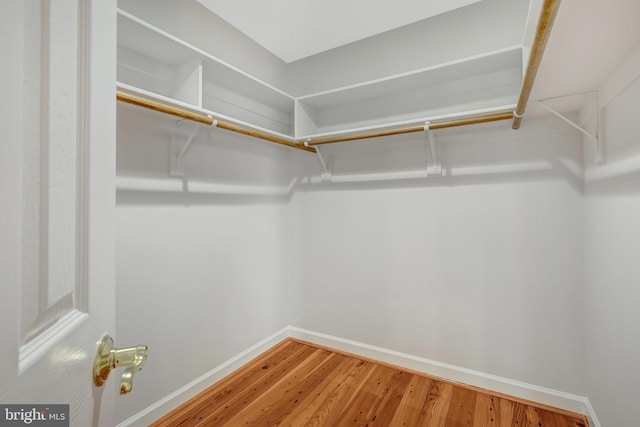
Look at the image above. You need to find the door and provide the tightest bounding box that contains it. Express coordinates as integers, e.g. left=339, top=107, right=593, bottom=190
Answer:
left=0, top=1, right=118, bottom=425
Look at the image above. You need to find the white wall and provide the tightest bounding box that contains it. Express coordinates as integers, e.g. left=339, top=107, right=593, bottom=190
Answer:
left=114, top=108, right=300, bottom=423
left=584, top=45, right=640, bottom=427
left=289, top=118, right=586, bottom=395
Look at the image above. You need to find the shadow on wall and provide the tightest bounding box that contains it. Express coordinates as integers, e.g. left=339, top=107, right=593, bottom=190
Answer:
left=116, top=105, right=586, bottom=205
left=584, top=108, right=640, bottom=197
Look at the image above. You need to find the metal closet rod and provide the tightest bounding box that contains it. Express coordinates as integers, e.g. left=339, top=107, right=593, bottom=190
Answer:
left=512, top=0, right=561, bottom=130
left=116, top=91, right=316, bottom=153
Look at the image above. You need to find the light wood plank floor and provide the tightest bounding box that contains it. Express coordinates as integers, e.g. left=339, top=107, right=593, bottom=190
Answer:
left=151, top=339, right=589, bottom=427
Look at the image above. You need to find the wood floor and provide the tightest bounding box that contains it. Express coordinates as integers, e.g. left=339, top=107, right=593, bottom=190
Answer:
left=151, top=339, right=589, bottom=427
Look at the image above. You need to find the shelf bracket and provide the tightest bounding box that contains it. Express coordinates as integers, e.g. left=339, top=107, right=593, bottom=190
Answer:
left=170, top=119, right=217, bottom=177
left=305, top=139, right=332, bottom=182
left=424, top=122, right=442, bottom=176
left=536, top=100, right=604, bottom=164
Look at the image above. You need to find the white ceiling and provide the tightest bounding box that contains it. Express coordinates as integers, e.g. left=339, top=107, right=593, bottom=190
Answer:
left=195, top=0, right=483, bottom=63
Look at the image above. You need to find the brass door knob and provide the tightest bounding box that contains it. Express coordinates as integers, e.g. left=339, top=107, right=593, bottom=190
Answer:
left=93, top=335, right=148, bottom=395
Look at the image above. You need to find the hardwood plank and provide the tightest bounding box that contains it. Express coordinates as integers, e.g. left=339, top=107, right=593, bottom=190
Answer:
left=541, top=408, right=559, bottom=427
left=473, top=393, right=500, bottom=427
left=498, top=399, right=514, bottom=426
left=499, top=399, right=527, bottom=427
left=198, top=347, right=328, bottom=425
left=333, top=365, right=411, bottom=427
left=554, top=413, right=570, bottom=427
left=416, top=380, right=454, bottom=427
left=526, top=405, right=558, bottom=427
left=388, top=375, right=433, bottom=426
left=218, top=350, right=344, bottom=426
left=279, top=357, right=376, bottom=426
left=554, top=413, right=587, bottom=427
left=364, top=368, right=414, bottom=426
left=513, top=403, right=529, bottom=427
left=446, top=386, right=477, bottom=427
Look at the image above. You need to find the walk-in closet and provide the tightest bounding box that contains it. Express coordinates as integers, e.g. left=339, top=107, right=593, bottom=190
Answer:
left=2, top=0, right=639, bottom=425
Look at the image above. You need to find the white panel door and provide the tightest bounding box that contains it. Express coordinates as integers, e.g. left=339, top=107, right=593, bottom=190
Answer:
left=0, top=1, right=118, bottom=425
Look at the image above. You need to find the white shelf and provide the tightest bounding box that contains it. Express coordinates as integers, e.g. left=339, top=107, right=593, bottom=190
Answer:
left=117, top=9, right=522, bottom=144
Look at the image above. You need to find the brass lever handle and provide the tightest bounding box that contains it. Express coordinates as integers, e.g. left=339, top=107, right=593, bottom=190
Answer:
left=93, top=335, right=148, bottom=395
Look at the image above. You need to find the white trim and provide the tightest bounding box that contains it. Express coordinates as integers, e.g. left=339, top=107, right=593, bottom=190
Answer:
left=288, top=327, right=590, bottom=416
left=116, top=327, right=290, bottom=427
left=119, top=326, right=601, bottom=425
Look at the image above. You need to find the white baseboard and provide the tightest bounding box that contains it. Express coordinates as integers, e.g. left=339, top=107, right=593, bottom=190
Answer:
left=116, top=327, right=290, bottom=427
left=120, top=325, right=601, bottom=427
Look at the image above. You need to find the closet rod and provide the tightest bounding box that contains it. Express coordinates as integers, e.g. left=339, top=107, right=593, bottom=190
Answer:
left=215, top=120, right=316, bottom=153
left=305, top=111, right=514, bottom=146
left=117, top=91, right=214, bottom=125
left=512, top=0, right=561, bottom=130
left=116, top=90, right=316, bottom=153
